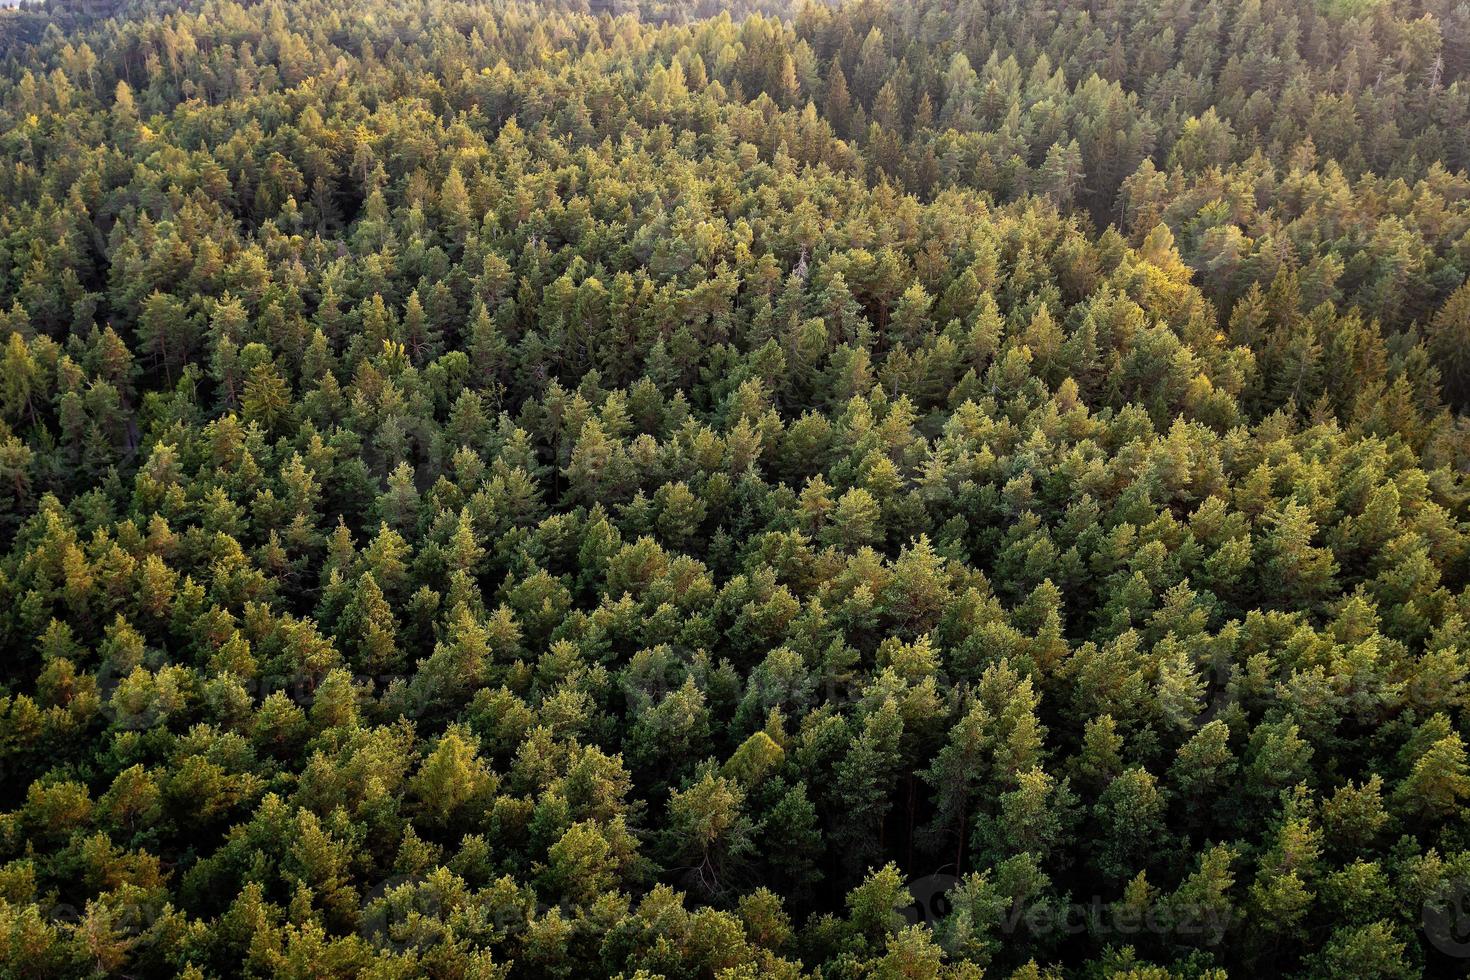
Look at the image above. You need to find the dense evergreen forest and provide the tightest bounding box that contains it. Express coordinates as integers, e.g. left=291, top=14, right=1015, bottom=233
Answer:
left=2, top=0, right=1470, bottom=975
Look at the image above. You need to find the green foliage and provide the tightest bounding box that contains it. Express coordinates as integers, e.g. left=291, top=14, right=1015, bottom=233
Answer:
left=0, top=0, right=1467, bottom=976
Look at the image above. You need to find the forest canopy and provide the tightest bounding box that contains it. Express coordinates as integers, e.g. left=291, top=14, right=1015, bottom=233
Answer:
left=1, top=0, right=1470, bottom=976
